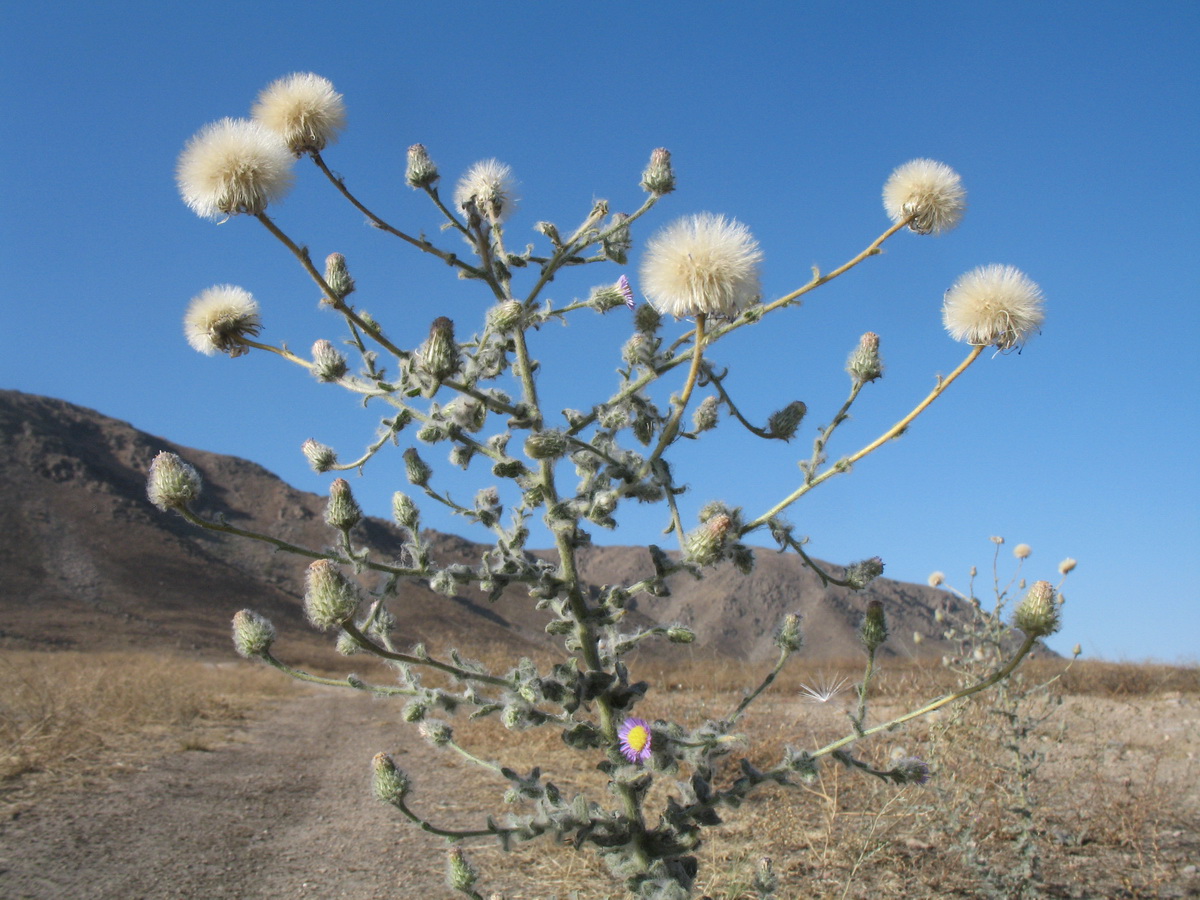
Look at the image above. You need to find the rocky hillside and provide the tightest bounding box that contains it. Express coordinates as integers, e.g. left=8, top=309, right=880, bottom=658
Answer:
left=0, top=390, right=967, bottom=663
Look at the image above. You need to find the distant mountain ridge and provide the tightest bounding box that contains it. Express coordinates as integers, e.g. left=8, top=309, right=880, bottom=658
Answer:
left=0, top=389, right=967, bottom=662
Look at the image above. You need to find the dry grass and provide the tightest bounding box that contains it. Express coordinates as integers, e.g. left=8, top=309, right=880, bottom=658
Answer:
left=0, top=650, right=295, bottom=812
left=3, top=645, right=1196, bottom=897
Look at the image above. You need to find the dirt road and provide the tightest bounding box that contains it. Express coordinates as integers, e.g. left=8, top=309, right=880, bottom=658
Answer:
left=0, top=689, right=544, bottom=900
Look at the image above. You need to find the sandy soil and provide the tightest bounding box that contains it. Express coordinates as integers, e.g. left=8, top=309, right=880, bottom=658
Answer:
left=0, top=689, right=517, bottom=900
left=2, top=687, right=1198, bottom=900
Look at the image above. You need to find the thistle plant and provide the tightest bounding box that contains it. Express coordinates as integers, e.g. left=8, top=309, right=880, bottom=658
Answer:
left=153, top=73, right=1062, bottom=898
left=924, top=541, right=1077, bottom=899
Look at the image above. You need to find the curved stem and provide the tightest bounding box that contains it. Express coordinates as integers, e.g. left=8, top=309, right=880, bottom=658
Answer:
left=641, top=313, right=706, bottom=474
left=254, top=212, right=408, bottom=360
left=178, top=506, right=421, bottom=577
left=730, top=646, right=792, bottom=724
left=810, top=633, right=1037, bottom=761
left=341, top=622, right=510, bottom=688
left=743, top=345, right=984, bottom=532
left=310, top=153, right=485, bottom=279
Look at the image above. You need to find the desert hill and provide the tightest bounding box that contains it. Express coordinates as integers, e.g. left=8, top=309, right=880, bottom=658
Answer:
left=0, top=390, right=966, bottom=663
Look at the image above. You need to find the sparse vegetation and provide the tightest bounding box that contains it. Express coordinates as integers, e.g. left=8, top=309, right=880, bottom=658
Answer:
left=0, top=650, right=293, bottom=810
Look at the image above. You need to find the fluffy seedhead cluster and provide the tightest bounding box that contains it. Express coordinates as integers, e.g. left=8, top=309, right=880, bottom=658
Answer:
left=154, top=73, right=1060, bottom=898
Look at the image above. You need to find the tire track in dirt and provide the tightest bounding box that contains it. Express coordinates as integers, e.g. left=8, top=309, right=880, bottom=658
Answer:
left=0, top=689, right=543, bottom=900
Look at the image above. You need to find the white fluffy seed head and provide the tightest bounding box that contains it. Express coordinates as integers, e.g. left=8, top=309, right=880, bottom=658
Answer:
left=883, top=159, right=966, bottom=234
left=176, top=118, right=295, bottom=219
left=184, top=285, right=262, bottom=356
left=942, top=264, right=1045, bottom=350
left=454, top=159, right=518, bottom=223
left=639, top=213, right=763, bottom=319
left=252, top=73, right=346, bottom=155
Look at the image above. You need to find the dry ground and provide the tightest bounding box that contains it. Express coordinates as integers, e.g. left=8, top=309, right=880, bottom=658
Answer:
left=1, top=653, right=1197, bottom=899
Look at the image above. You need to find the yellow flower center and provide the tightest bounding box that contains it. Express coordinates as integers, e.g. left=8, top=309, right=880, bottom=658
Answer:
left=626, top=725, right=649, bottom=752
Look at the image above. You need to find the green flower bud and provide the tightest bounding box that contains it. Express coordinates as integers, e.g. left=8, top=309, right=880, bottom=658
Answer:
left=303, top=560, right=362, bottom=630
left=667, top=626, right=696, bottom=644
left=684, top=512, right=733, bottom=567
left=371, top=752, right=410, bottom=804
left=417, top=316, right=461, bottom=383
left=767, top=401, right=807, bottom=441
left=774, top=613, right=803, bottom=653
left=231, top=609, right=275, bottom=658
left=146, top=451, right=202, bottom=512
left=602, top=213, right=633, bottom=265
left=446, top=847, right=477, bottom=893
left=391, top=491, right=420, bottom=531
left=844, top=556, right=884, bottom=591
left=311, top=339, right=348, bottom=382
left=419, top=719, right=453, bottom=747
left=488, top=299, right=524, bottom=332
left=588, top=280, right=632, bottom=313
left=634, top=303, right=662, bottom=334
left=404, top=448, right=432, bottom=487
left=301, top=438, right=338, bottom=473
left=692, top=395, right=720, bottom=432
left=1014, top=580, right=1060, bottom=638
left=405, top=143, right=439, bottom=189
left=523, top=429, right=569, bottom=460
left=860, top=599, right=889, bottom=652
left=846, top=331, right=883, bottom=385
left=640, top=147, right=675, bottom=196
left=325, top=478, right=362, bottom=530
left=323, top=252, right=355, bottom=300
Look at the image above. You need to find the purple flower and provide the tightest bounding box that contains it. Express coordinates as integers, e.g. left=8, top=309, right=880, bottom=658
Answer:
left=618, top=717, right=652, bottom=764
left=894, top=757, right=931, bottom=785
left=617, top=274, right=635, bottom=310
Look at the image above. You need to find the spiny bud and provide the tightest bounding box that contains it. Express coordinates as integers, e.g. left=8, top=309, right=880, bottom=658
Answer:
left=311, top=339, right=348, bottom=382
left=523, top=429, right=569, bottom=460
left=634, top=301, right=662, bottom=334
left=231, top=609, right=276, bottom=658
left=405, top=143, right=439, bottom=189
left=860, top=599, right=889, bottom=652
left=325, top=478, right=362, bottom=530
left=323, top=252, right=355, bottom=300
left=641, top=147, right=675, bottom=195
left=684, top=512, right=734, bottom=566
left=418, top=316, right=461, bottom=383
left=602, top=213, right=633, bottom=264
left=392, top=491, right=419, bottom=531
left=303, top=559, right=362, bottom=630
left=419, top=719, right=453, bottom=747
left=1013, top=543, right=1032, bottom=560
left=893, top=757, right=931, bottom=785
left=774, top=613, right=803, bottom=653
left=767, top=401, right=807, bottom=441
left=990, top=535, right=1005, bottom=545
left=301, top=438, right=338, bottom=473
left=371, top=752, right=410, bottom=804
left=404, top=448, right=432, bottom=487
left=446, top=847, right=477, bottom=893
left=1014, top=580, right=1060, bottom=638
left=666, top=626, right=696, bottom=644
left=1058, top=557, right=1077, bottom=575
left=588, top=276, right=634, bottom=313
left=845, top=556, right=884, bottom=591
left=488, top=299, right=524, bottom=332
left=147, top=451, right=202, bottom=511
left=692, top=395, right=720, bottom=432
left=846, top=331, right=884, bottom=385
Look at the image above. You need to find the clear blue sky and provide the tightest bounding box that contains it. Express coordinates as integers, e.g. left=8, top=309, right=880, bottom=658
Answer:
left=3, top=2, right=1197, bottom=662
